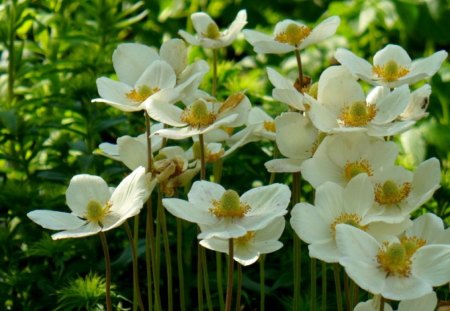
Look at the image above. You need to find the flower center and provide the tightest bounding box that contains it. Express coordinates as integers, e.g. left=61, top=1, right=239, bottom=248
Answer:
left=181, top=100, right=217, bottom=128
left=339, top=101, right=377, bottom=127
left=275, top=23, right=311, bottom=46
left=374, top=180, right=412, bottom=205
left=85, top=200, right=111, bottom=224
left=209, top=189, right=251, bottom=218
left=192, top=142, right=224, bottom=163
left=263, top=121, right=276, bottom=132
left=203, top=22, right=221, bottom=39
left=343, top=159, right=373, bottom=181
left=330, top=213, right=368, bottom=238
left=376, top=237, right=425, bottom=278
left=234, top=231, right=256, bottom=246
left=126, top=85, right=160, bottom=104
left=372, top=60, right=410, bottom=82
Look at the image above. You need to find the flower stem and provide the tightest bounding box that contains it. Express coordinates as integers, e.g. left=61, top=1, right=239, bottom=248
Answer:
left=235, top=263, right=242, bottom=311
left=216, top=252, right=225, bottom=311
left=212, top=49, right=218, bottom=97
left=259, top=254, right=266, bottom=311
left=199, top=134, right=206, bottom=180
left=225, top=239, right=234, bottom=311
left=176, top=218, right=186, bottom=311
left=292, top=172, right=301, bottom=311
left=322, top=262, right=327, bottom=311
left=201, top=246, right=213, bottom=311
left=294, top=49, right=304, bottom=91
left=132, top=215, right=140, bottom=311
left=124, top=221, right=145, bottom=311
left=344, top=272, right=350, bottom=311
left=145, top=112, right=153, bottom=172
left=99, top=232, right=112, bottom=311
left=159, top=187, right=174, bottom=311
left=311, top=257, right=317, bottom=311
left=197, top=240, right=204, bottom=311
left=379, top=296, right=385, bottom=311
left=333, top=264, right=343, bottom=311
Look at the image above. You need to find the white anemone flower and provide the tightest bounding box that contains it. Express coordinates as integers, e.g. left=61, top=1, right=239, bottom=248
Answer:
left=336, top=224, right=450, bottom=301
left=265, top=112, right=319, bottom=173
left=97, top=123, right=164, bottom=170
left=301, top=132, right=398, bottom=188
left=199, top=217, right=285, bottom=266
left=403, top=213, right=450, bottom=245
left=335, top=45, right=448, bottom=88
left=178, top=10, right=247, bottom=49
left=365, top=158, right=441, bottom=223
left=354, top=292, right=437, bottom=311
left=163, top=181, right=290, bottom=239
left=306, top=66, right=414, bottom=137
left=93, top=43, right=180, bottom=112
left=149, top=93, right=251, bottom=140
left=399, top=84, right=431, bottom=121
left=243, top=16, right=340, bottom=54
left=290, top=174, right=410, bottom=263
left=27, top=167, right=154, bottom=239
left=267, top=67, right=306, bottom=110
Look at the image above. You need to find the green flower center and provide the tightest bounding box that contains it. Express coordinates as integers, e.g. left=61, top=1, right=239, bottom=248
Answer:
left=209, top=189, right=250, bottom=218
left=374, top=179, right=411, bottom=205
left=181, top=100, right=217, bottom=128
left=126, top=85, right=159, bottom=104
left=275, top=23, right=311, bottom=46
left=330, top=213, right=368, bottom=238
left=203, top=22, right=221, bottom=39
left=85, top=200, right=111, bottom=224
left=339, top=101, right=377, bottom=127
left=372, top=60, right=410, bottom=82
left=343, top=160, right=373, bottom=181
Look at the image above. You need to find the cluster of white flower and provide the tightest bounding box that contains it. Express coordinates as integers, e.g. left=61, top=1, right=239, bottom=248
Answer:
left=26, top=8, right=449, bottom=310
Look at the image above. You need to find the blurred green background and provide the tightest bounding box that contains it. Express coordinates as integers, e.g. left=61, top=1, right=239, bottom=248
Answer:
left=1, top=0, right=449, bottom=309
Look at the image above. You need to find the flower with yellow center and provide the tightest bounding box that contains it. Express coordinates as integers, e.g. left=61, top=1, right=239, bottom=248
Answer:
left=336, top=224, right=450, bottom=301
left=335, top=44, right=448, bottom=88
left=178, top=10, right=247, bottom=49
left=199, top=217, right=285, bottom=266
left=150, top=94, right=251, bottom=140
left=163, top=181, right=290, bottom=239
left=365, top=158, right=441, bottom=224
left=354, top=292, right=438, bottom=311
left=243, top=16, right=340, bottom=54
left=301, top=132, right=399, bottom=188
left=27, top=167, right=154, bottom=239
left=305, top=66, right=413, bottom=137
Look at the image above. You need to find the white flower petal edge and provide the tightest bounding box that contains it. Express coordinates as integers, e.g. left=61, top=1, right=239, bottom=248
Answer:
left=27, top=210, right=86, bottom=230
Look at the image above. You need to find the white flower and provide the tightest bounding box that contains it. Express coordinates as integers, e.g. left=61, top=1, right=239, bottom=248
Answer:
left=301, top=132, right=398, bottom=188
left=404, top=213, right=450, bottom=245
left=267, top=67, right=305, bottom=110
left=306, top=66, right=414, bottom=137
left=199, top=217, right=285, bottom=266
left=335, top=45, right=448, bottom=88
left=243, top=16, right=340, bottom=54
left=366, top=158, right=441, bottom=223
left=27, top=167, right=154, bottom=239
left=149, top=93, right=251, bottom=140
left=97, top=123, right=164, bottom=170
left=178, top=10, right=247, bottom=49
left=399, top=84, right=431, bottom=121
left=93, top=43, right=180, bottom=112
left=290, top=174, right=410, bottom=263
left=163, top=181, right=290, bottom=239
left=336, top=224, right=450, bottom=301
left=265, top=112, right=319, bottom=173
left=354, top=292, right=437, bottom=311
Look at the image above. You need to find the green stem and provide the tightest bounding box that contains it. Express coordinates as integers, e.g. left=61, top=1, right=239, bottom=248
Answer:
left=177, top=218, right=186, bottom=311
left=235, top=263, right=242, bottom=311
left=344, top=272, right=350, bottom=311
left=145, top=112, right=153, bottom=172
left=311, top=258, right=317, bottom=311
left=213, top=158, right=224, bottom=184
left=99, top=232, right=112, bottom=311
left=351, top=279, right=359, bottom=308
left=379, top=296, right=385, bottom=311
left=197, top=241, right=204, bottom=311
left=216, top=252, right=225, bottom=311
left=294, top=49, right=304, bottom=91
left=322, top=262, right=327, bottom=311
left=155, top=197, right=162, bottom=310
left=199, top=134, right=206, bottom=180
left=292, top=172, right=301, bottom=311
left=201, top=248, right=213, bottom=311
left=333, top=264, right=343, bottom=311
left=159, top=187, right=174, bottom=311
left=212, top=49, right=218, bottom=97
left=225, top=239, right=234, bottom=311
left=124, top=222, right=145, bottom=311
left=259, top=254, right=266, bottom=311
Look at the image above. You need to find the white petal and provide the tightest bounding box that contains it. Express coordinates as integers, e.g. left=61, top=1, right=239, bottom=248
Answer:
left=252, top=40, right=294, bottom=54
left=314, top=182, right=344, bottom=224
left=66, top=175, right=111, bottom=218
left=273, top=88, right=304, bottom=110
left=233, top=244, right=260, bottom=266
left=398, top=291, right=437, bottom=311
left=51, top=222, right=101, bottom=240
left=27, top=210, right=85, bottom=230
left=178, top=30, right=201, bottom=46
left=240, top=183, right=291, bottom=215
left=117, top=135, right=147, bottom=170
left=254, top=217, right=285, bottom=242
left=94, top=77, right=137, bottom=110
left=252, top=240, right=283, bottom=255
left=290, top=203, right=331, bottom=244
left=411, top=158, right=441, bottom=200
left=300, top=16, right=340, bottom=49
left=112, top=43, right=159, bottom=85
left=191, top=12, right=216, bottom=36
left=409, top=50, right=448, bottom=80
left=406, top=213, right=444, bottom=244
left=146, top=100, right=185, bottom=127
left=381, top=275, right=431, bottom=301
left=334, top=48, right=373, bottom=82
left=335, top=225, right=379, bottom=265
left=412, top=245, right=450, bottom=287
left=188, top=180, right=225, bottom=209
left=98, top=142, right=120, bottom=160
left=308, top=240, right=340, bottom=263
left=307, top=98, right=339, bottom=133
left=373, top=85, right=410, bottom=124
left=136, top=60, right=176, bottom=90
left=343, top=173, right=373, bottom=216
left=267, top=67, right=294, bottom=89
left=160, top=39, right=187, bottom=76
left=340, top=257, right=385, bottom=296
left=163, top=198, right=216, bottom=225
left=301, top=156, right=343, bottom=188
left=198, top=220, right=247, bottom=239
left=200, top=237, right=228, bottom=254
left=220, top=9, right=247, bottom=45
left=373, top=45, right=411, bottom=67
left=264, top=158, right=303, bottom=173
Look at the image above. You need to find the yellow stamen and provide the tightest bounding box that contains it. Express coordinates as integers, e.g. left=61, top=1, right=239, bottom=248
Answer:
left=373, top=60, right=410, bottom=82
left=181, top=100, right=217, bottom=128
left=343, top=159, right=373, bottom=181
left=374, top=180, right=411, bottom=205
left=339, top=101, right=377, bottom=127
left=263, top=121, right=276, bottom=132
left=275, top=23, right=311, bottom=46
left=126, top=85, right=160, bottom=104
left=85, top=200, right=112, bottom=224
left=235, top=231, right=256, bottom=245
left=209, top=189, right=251, bottom=218
left=330, top=213, right=368, bottom=238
